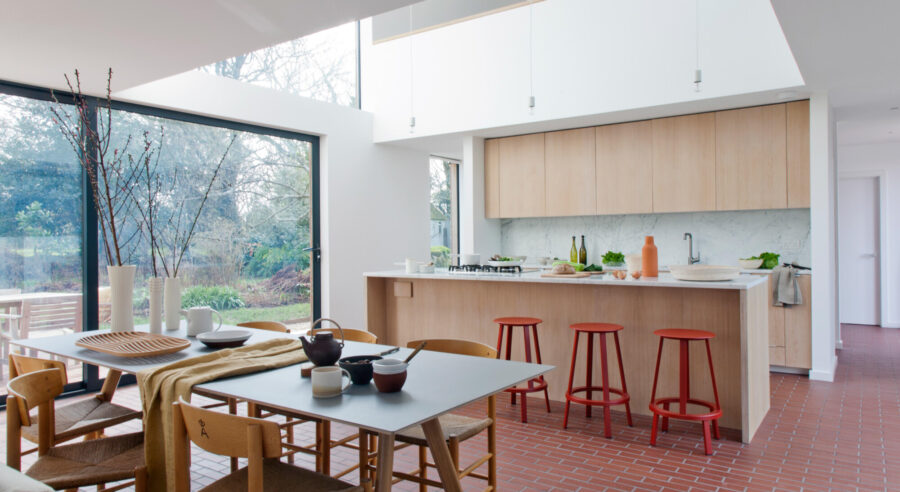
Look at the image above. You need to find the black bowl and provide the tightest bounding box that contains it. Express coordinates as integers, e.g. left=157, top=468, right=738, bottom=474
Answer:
left=339, top=355, right=383, bottom=385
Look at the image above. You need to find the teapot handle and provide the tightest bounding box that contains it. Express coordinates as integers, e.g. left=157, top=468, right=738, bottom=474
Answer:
left=310, top=317, right=345, bottom=348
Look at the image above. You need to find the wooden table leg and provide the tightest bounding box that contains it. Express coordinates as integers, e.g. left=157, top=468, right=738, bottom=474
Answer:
left=421, top=418, right=462, bottom=492
left=374, top=432, right=394, bottom=492
left=98, top=369, right=123, bottom=402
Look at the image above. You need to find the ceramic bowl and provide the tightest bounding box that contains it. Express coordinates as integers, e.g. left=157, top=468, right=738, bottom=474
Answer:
left=339, top=355, right=383, bottom=385
left=373, top=358, right=408, bottom=392
left=738, top=258, right=764, bottom=270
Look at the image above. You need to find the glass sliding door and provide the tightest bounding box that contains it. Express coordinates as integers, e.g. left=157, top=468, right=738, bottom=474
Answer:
left=0, top=92, right=84, bottom=396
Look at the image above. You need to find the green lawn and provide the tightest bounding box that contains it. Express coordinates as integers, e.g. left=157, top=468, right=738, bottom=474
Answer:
left=130, top=302, right=310, bottom=327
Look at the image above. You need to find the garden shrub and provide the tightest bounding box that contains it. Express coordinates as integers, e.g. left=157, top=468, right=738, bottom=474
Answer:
left=430, top=245, right=451, bottom=267
left=182, top=285, right=245, bottom=310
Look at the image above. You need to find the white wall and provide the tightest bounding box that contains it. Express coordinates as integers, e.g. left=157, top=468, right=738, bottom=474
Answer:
left=808, top=92, right=839, bottom=381
left=501, top=209, right=811, bottom=267
left=838, top=141, right=900, bottom=327
left=459, top=136, right=501, bottom=256
left=114, top=71, right=431, bottom=329
left=364, top=0, right=803, bottom=142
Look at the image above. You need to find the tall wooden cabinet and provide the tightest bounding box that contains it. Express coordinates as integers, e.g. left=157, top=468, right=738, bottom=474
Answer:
left=484, top=139, right=501, bottom=218
left=497, top=133, right=545, bottom=218
left=545, top=128, right=596, bottom=216
left=651, top=113, right=717, bottom=213
left=766, top=273, right=812, bottom=370
left=786, top=100, right=811, bottom=208
left=715, top=104, right=787, bottom=210
left=595, top=121, right=653, bottom=215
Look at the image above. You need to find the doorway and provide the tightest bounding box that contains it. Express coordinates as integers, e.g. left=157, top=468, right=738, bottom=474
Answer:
left=838, top=176, right=882, bottom=326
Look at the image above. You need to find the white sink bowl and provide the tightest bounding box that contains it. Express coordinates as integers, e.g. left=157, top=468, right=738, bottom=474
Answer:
left=668, top=265, right=741, bottom=282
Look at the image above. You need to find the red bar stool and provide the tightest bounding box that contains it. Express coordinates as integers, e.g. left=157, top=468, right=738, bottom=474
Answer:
left=494, top=316, right=551, bottom=423
left=649, top=329, right=722, bottom=455
left=563, top=323, right=633, bottom=438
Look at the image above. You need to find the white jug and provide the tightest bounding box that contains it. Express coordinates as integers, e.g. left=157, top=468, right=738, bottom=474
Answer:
left=181, top=306, right=223, bottom=337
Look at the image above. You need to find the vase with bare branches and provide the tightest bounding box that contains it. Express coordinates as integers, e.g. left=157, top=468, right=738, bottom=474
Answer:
left=50, top=69, right=161, bottom=332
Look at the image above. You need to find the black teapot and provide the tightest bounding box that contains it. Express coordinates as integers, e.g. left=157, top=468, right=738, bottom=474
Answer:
left=299, top=318, right=345, bottom=366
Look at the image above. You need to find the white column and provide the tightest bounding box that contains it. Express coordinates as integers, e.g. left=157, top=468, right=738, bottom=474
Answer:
left=809, top=92, right=839, bottom=381
left=460, top=136, right=501, bottom=256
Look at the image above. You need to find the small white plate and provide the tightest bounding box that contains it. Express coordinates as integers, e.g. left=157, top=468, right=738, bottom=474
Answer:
left=197, top=330, right=252, bottom=349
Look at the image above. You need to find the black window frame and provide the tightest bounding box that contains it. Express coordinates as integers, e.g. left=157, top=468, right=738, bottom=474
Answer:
left=0, top=79, right=321, bottom=407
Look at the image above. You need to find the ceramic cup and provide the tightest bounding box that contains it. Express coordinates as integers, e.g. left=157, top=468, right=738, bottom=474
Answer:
left=372, top=358, right=408, bottom=393
left=181, top=306, right=222, bottom=337
left=311, top=366, right=352, bottom=398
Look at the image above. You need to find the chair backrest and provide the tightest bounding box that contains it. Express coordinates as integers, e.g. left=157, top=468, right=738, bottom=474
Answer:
left=20, top=296, right=82, bottom=334
left=173, top=397, right=282, bottom=491
left=308, top=328, right=377, bottom=344
left=7, top=368, right=64, bottom=428
left=9, top=353, right=68, bottom=385
left=406, top=339, right=497, bottom=358
left=236, top=321, right=288, bottom=333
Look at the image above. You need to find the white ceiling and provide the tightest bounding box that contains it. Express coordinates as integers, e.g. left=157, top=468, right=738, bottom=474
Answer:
left=771, top=0, right=900, bottom=145
left=0, top=0, right=416, bottom=95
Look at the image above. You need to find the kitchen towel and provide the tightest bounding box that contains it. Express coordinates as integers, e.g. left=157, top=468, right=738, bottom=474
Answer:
left=137, top=338, right=306, bottom=492
left=772, top=265, right=803, bottom=306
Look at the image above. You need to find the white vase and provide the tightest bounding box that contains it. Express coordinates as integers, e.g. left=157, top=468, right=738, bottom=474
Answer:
left=148, top=277, right=164, bottom=334
left=164, top=276, right=182, bottom=331
left=108, top=265, right=136, bottom=333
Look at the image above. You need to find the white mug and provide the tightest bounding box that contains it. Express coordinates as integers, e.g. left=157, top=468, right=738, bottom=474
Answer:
left=181, top=306, right=222, bottom=337
left=311, top=366, right=352, bottom=398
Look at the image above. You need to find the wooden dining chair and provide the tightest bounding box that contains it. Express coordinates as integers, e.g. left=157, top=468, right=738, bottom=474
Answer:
left=7, top=354, right=142, bottom=463
left=173, top=397, right=371, bottom=492
left=7, top=368, right=147, bottom=491
left=237, top=320, right=289, bottom=332
left=361, top=339, right=497, bottom=492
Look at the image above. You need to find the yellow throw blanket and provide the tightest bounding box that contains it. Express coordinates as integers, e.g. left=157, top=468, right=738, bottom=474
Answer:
left=137, top=338, right=307, bottom=492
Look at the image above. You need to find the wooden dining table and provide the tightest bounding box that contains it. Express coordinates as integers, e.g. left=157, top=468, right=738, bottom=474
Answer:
left=11, top=325, right=553, bottom=491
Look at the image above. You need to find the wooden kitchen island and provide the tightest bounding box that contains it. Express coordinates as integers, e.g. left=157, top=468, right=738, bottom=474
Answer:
left=365, top=270, right=770, bottom=443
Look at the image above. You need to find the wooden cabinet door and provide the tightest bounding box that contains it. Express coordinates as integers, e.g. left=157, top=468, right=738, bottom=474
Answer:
left=785, top=275, right=812, bottom=369
left=498, top=133, right=546, bottom=217
left=545, top=127, right=596, bottom=216
left=786, top=100, right=811, bottom=208
left=596, top=121, right=653, bottom=215
left=715, top=104, right=787, bottom=210
left=766, top=274, right=786, bottom=350
left=651, top=113, right=716, bottom=212
left=484, top=138, right=501, bottom=218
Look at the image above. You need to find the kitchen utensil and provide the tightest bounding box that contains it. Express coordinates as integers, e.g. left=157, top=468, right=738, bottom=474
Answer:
left=405, top=258, right=421, bottom=274
left=311, top=366, right=352, bottom=398
left=404, top=341, right=427, bottom=363
left=372, top=359, right=408, bottom=393
left=197, top=330, right=251, bottom=349
left=456, top=253, right=480, bottom=266
left=418, top=263, right=435, bottom=273
left=669, top=264, right=741, bottom=281
left=339, top=355, right=383, bottom=385
left=378, top=347, right=400, bottom=356
left=181, top=306, right=223, bottom=337
left=738, top=258, right=764, bottom=269
left=300, top=318, right=345, bottom=366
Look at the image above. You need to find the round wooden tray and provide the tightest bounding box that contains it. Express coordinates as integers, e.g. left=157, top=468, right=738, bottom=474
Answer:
left=75, top=331, right=191, bottom=357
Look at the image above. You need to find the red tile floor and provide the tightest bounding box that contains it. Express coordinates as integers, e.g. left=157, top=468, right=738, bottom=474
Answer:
left=2, top=324, right=897, bottom=491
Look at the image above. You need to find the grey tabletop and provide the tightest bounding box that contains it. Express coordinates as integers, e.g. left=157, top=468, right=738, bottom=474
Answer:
left=9, top=324, right=292, bottom=374
left=196, top=342, right=554, bottom=434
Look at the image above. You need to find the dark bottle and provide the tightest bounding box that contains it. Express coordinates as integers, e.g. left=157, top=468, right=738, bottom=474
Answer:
left=579, top=235, right=587, bottom=265
left=570, top=236, right=578, bottom=263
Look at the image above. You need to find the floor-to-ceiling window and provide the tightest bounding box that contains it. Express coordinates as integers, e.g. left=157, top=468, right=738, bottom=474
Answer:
left=0, top=83, right=319, bottom=404
left=429, top=157, right=459, bottom=267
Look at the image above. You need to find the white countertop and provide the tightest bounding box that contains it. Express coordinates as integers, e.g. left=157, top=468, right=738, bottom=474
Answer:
left=365, top=269, right=768, bottom=290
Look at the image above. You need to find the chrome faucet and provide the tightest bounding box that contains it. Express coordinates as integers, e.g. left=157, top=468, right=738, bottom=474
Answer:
left=684, top=233, right=701, bottom=265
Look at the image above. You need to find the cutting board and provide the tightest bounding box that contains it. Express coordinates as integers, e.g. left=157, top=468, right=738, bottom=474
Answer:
left=540, top=272, right=591, bottom=279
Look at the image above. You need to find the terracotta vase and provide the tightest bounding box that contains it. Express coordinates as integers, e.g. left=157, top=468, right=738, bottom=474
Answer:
left=642, top=236, right=658, bottom=278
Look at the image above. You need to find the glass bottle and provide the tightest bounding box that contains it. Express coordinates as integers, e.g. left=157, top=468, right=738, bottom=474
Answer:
left=579, top=235, right=587, bottom=265
left=570, top=236, right=578, bottom=263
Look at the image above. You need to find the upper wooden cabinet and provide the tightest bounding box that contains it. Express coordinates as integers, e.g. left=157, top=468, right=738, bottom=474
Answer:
left=545, top=128, right=596, bottom=217
left=786, top=100, right=811, bottom=208
left=596, top=121, right=653, bottom=215
left=498, top=133, right=546, bottom=218
left=484, top=138, right=501, bottom=218
left=482, top=101, right=811, bottom=219
left=651, top=113, right=717, bottom=213
left=715, top=104, right=787, bottom=210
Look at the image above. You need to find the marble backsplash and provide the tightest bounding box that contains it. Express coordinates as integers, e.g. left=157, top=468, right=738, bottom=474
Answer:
left=500, top=209, right=811, bottom=268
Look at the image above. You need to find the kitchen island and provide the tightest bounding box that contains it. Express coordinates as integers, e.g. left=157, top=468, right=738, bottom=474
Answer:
left=365, top=270, right=769, bottom=443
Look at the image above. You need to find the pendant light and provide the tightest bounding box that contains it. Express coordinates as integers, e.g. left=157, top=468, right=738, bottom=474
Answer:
left=409, top=5, right=416, bottom=133
left=693, top=0, right=702, bottom=92
left=528, top=3, right=535, bottom=114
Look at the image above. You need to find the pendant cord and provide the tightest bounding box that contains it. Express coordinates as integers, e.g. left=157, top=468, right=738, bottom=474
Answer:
left=409, top=6, right=415, bottom=129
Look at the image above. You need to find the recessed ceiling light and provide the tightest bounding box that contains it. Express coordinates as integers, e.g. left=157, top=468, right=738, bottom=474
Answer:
left=891, top=107, right=899, bottom=111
